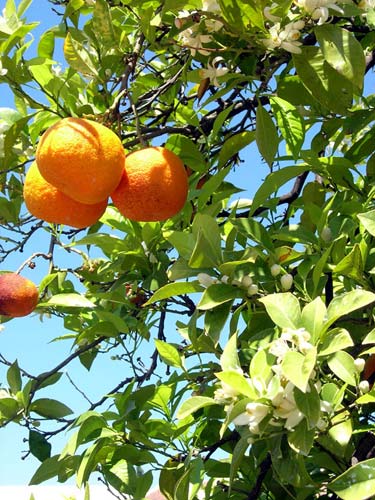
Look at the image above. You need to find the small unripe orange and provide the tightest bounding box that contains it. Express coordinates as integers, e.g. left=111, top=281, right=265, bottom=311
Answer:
left=0, top=273, right=39, bottom=318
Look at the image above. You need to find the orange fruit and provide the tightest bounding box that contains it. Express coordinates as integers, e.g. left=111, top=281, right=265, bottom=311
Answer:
left=23, top=162, right=107, bottom=229
left=36, top=117, right=125, bottom=204
left=0, top=273, right=39, bottom=317
left=111, top=146, right=188, bottom=221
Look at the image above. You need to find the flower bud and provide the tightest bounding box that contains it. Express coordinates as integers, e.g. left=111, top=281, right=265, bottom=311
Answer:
left=270, top=264, right=281, bottom=277
left=241, top=275, right=253, bottom=288
left=354, top=358, right=365, bottom=373
left=197, top=273, right=215, bottom=288
left=247, top=284, right=259, bottom=296
left=221, top=275, right=229, bottom=284
left=359, top=380, right=370, bottom=394
left=280, top=273, right=293, bottom=291
left=320, top=226, right=332, bottom=243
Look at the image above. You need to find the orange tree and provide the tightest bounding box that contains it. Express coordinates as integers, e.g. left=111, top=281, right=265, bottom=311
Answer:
left=1, top=0, right=375, bottom=498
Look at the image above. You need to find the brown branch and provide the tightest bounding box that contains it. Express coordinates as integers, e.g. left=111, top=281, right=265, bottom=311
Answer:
left=246, top=453, right=272, bottom=500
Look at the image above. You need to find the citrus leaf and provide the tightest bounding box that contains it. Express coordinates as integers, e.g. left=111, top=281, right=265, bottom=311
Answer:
left=155, top=340, right=183, bottom=369
left=39, top=293, right=96, bottom=309
left=177, top=396, right=216, bottom=419
left=144, top=282, right=203, bottom=306
left=328, top=458, right=375, bottom=500
left=256, top=104, right=279, bottom=167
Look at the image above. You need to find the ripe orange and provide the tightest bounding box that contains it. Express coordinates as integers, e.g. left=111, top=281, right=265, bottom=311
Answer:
left=36, top=117, right=125, bottom=204
left=111, top=146, right=188, bottom=221
left=0, top=273, right=39, bottom=317
left=24, top=162, right=107, bottom=229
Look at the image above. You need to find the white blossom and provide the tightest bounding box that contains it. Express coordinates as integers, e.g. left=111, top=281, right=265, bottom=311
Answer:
left=214, top=382, right=240, bottom=404
left=269, top=338, right=290, bottom=361
left=51, top=64, right=62, bottom=77
left=262, top=21, right=305, bottom=54
left=201, top=0, right=221, bottom=12
left=264, top=3, right=282, bottom=22
left=232, top=402, right=269, bottom=433
left=281, top=327, right=314, bottom=354
left=179, top=26, right=212, bottom=56
left=0, top=58, right=7, bottom=76
left=199, top=57, right=229, bottom=86
left=205, top=18, right=224, bottom=32
left=295, top=0, right=344, bottom=25
left=272, top=382, right=304, bottom=429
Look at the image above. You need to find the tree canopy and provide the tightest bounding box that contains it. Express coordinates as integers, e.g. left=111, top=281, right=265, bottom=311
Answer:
left=1, top=0, right=375, bottom=498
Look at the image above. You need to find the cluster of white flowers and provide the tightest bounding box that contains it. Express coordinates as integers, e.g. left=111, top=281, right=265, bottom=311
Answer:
left=262, top=20, right=305, bottom=54
left=295, top=0, right=344, bottom=25
left=215, top=327, right=335, bottom=438
left=197, top=272, right=259, bottom=296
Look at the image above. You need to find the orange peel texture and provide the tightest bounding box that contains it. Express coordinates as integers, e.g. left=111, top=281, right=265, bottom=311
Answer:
left=111, top=146, right=188, bottom=222
left=36, top=117, right=125, bottom=204
left=24, top=162, right=107, bottom=229
left=0, top=273, right=39, bottom=318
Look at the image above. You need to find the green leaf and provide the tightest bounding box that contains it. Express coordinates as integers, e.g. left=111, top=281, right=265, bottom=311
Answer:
left=270, top=97, right=305, bottom=160
left=189, top=214, right=223, bottom=268
left=294, top=384, right=321, bottom=429
left=177, top=396, right=216, bottom=419
left=328, top=458, right=375, bottom=500
left=29, top=455, right=60, bottom=485
left=281, top=348, right=317, bottom=393
left=250, top=165, right=308, bottom=216
left=315, top=24, right=365, bottom=91
left=259, top=293, right=301, bottom=329
left=29, top=430, right=52, bottom=462
left=30, top=398, right=73, bottom=419
left=64, top=32, right=98, bottom=77
left=215, top=371, right=257, bottom=398
left=7, top=360, right=22, bottom=393
left=288, top=419, right=314, bottom=456
left=327, top=351, right=356, bottom=386
left=204, top=301, right=232, bottom=345
left=333, top=244, right=364, bottom=283
left=197, top=283, right=243, bottom=311
left=293, top=46, right=353, bottom=114
left=218, top=131, right=255, bottom=167
left=229, top=437, right=249, bottom=491
left=219, top=0, right=265, bottom=30
left=77, top=440, right=104, bottom=487
left=93, top=0, right=117, bottom=50
left=325, top=290, right=375, bottom=331
left=39, top=293, right=96, bottom=309
left=166, top=135, right=206, bottom=172
left=155, top=340, right=183, bottom=369
left=220, top=333, right=241, bottom=372
left=301, top=297, right=327, bottom=343
left=318, top=328, right=354, bottom=357
left=144, top=281, right=203, bottom=306
left=0, top=397, right=19, bottom=418
left=358, top=210, right=375, bottom=237
left=256, top=104, right=279, bottom=167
